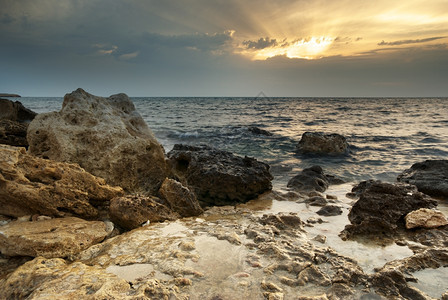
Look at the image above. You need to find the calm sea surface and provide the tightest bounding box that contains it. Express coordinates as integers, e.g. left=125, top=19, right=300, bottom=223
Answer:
left=15, top=97, right=448, bottom=188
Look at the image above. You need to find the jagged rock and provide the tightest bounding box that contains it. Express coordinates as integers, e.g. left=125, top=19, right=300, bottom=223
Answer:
left=248, top=126, right=273, bottom=136
left=0, top=98, right=36, bottom=122
left=341, top=181, right=437, bottom=239
left=167, top=144, right=273, bottom=206
left=0, top=145, right=123, bottom=219
left=287, top=166, right=339, bottom=193
left=0, top=217, right=108, bottom=258
left=0, top=99, right=36, bottom=148
left=0, top=257, right=179, bottom=299
left=316, top=205, right=343, bottom=216
left=405, top=208, right=448, bottom=229
left=159, top=178, right=203, bottom=217
left=398, top=160, right=448, bottom=198
left=109, top=195, right=179, bottom=230
left=297, top=132, right=348, bottom=155
left=27, top=88, right=168, bottom=193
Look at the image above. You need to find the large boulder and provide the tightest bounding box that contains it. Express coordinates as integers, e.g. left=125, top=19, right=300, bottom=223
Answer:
left=27, top=88, right=168, bottom=193
left=0, top=144, right=123, bottom=219
left=0, top=217, right=109, bottom=258
left=341, top=181, right=437, bottom=239
left=159, top=178, right=203, bottom=217
left=297, top=132, right=349, bottom=155
left=287, top=165, right=342, bottom=193
left=167, top=144, right=273, bottom=206
left=109, top=195, right=179, bottom=230
left=0, top=98, right=37, bottom=148
left=397, top=160, right=448, bottom=199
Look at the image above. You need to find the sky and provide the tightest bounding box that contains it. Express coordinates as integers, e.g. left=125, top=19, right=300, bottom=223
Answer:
left=1, top=0, right=447, bottom=97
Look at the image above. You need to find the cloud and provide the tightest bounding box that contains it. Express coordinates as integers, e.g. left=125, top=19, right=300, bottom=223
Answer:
left=378, top=36, right=446, bottom=46
left=242, top=37, right=278, bottom=49
left=119, top=51, right=139, bottom=60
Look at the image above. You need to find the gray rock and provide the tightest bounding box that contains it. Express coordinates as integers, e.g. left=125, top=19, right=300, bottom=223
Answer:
left=287, top=166, right=341, bottom=193
left=27, top=88, right=168, bottom=193
left=316, top=205, right=343, bottom=216
left=297, top=132, right=349, bottom=155
left=398, top=160, right=448, bottom=199
left=158, top=178, right=203, bottom=217
left=341, top=181, right=437, bottom=239
left=167, top=144, right=273, bottom=206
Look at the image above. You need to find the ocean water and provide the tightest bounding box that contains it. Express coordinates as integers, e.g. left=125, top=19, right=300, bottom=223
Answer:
left=15, top=96, right=448, bottom=188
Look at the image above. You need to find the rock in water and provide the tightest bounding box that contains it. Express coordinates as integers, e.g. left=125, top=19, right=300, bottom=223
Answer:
left=405, top=208, right=448, bottom=229
left=109, top=195, right=179, bottom=230
left=341, top=181, right=437, bottom=239
left=0, top=217, right=109, bottom=258
left=398, top=160, right=448, bottom=199
left=27, top=88, right=168, bottom=193
left=287, top=166, right=342, bottom=192
left=167, top=144, right=273, bottom=206
left=0, top=144, right=123, bottom=219
left=0, top=98, right=37, bottom=148
left=159, top=178, right=203, bottom=217
left=297, top=132, right=348, bottom=155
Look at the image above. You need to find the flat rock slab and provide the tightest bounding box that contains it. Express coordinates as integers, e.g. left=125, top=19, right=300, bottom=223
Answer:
left=398, top=160, right=448, bottom=199
left=0, top=217, right=108, bottom=258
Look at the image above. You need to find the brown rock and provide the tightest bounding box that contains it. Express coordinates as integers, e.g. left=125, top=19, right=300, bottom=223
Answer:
left=0, top=120, right=29, bottom=147
left=109, top=195, right=179, bottom=230
left=297, top=132, right=349, bottom=155
left=0, top=144, right=123, bottom=219
left=0, top=217, right=108, bottom=258
left=0, top=98, right=36, bottom=122
left=159, top=178, right=203, bottom=217
left=27, top=88, right=168, bottom=193
left=405, top=208, right=448, bottom=229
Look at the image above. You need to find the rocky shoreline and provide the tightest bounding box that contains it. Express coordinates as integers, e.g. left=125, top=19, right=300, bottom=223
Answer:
left=0, top=89, right=447, bottom=299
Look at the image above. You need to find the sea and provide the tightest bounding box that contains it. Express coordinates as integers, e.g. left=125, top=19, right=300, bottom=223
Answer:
left=14, top=96, right=448, bottom=189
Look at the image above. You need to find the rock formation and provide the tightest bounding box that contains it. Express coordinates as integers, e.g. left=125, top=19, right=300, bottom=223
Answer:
left=109, top=195, right=179, bottom=230
left=287, top=166, right=342, bottom=193
left=27, top=88, right=168, bottom=193
left=297, top=132, right=349, bottom=155
left=341, top=181, right=437, bottom=239
left=0, top=144, right=123, bottom=219
left=0, top=98, right=37, bottom=148
left=398, top=160, right=448, bottom=199
left=0, top=217, right=109, bottom=258
left=167, top=144, right=273, bottom=206
left=159, top=178, right=203, bottom=217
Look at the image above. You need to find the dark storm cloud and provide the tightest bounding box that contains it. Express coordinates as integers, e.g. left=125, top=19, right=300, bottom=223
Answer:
left=243, top=37, right=278, bottom=49
left=378, top=36, right=446, bottom=46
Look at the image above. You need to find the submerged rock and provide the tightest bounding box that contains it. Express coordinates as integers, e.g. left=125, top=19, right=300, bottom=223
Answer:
left=248, top=126, right=273, bottom=136
left=405, top=208, right=448, bottom=229
left=287, top=166, right=341, bottom=193
left=159, top=178, right=203, bottom=217
left=0, top=145, right=123, bottom=219
left=0, top=217, right=108, bottom=258
left=297, top=132, right=349, bottom=155
left=109, top=195, right=179, bottom=230
left=27, top=88, right=168, bottom=193
left=341, top=181, right=437, bottom=239
left=167, top=144, right=273, bottom=206
left=398, top=160, right=448, bottom=199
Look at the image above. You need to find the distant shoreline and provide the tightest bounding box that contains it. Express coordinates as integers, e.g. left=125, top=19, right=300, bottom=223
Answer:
left=0, top=93, right=21, bottom=97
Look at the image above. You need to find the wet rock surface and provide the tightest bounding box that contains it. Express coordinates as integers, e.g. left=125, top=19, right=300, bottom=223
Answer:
left=297, top=132, right=349, bottom=155
left=27, top=88, right=168, bottom=193
left=0, top=217, right=108, bottom=258
left=248, top=126, right=273, bottom=136
left=398, top=160, right=448, bottom=199
left=287, top=166, right=342, bottom=193
left=0, top=145, right=123, bottom=219
left=109, top=195, right=179, bottom=230
left=167, top=144, right=273, bottom=206
left=341, top=181, right=437, bottom=239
